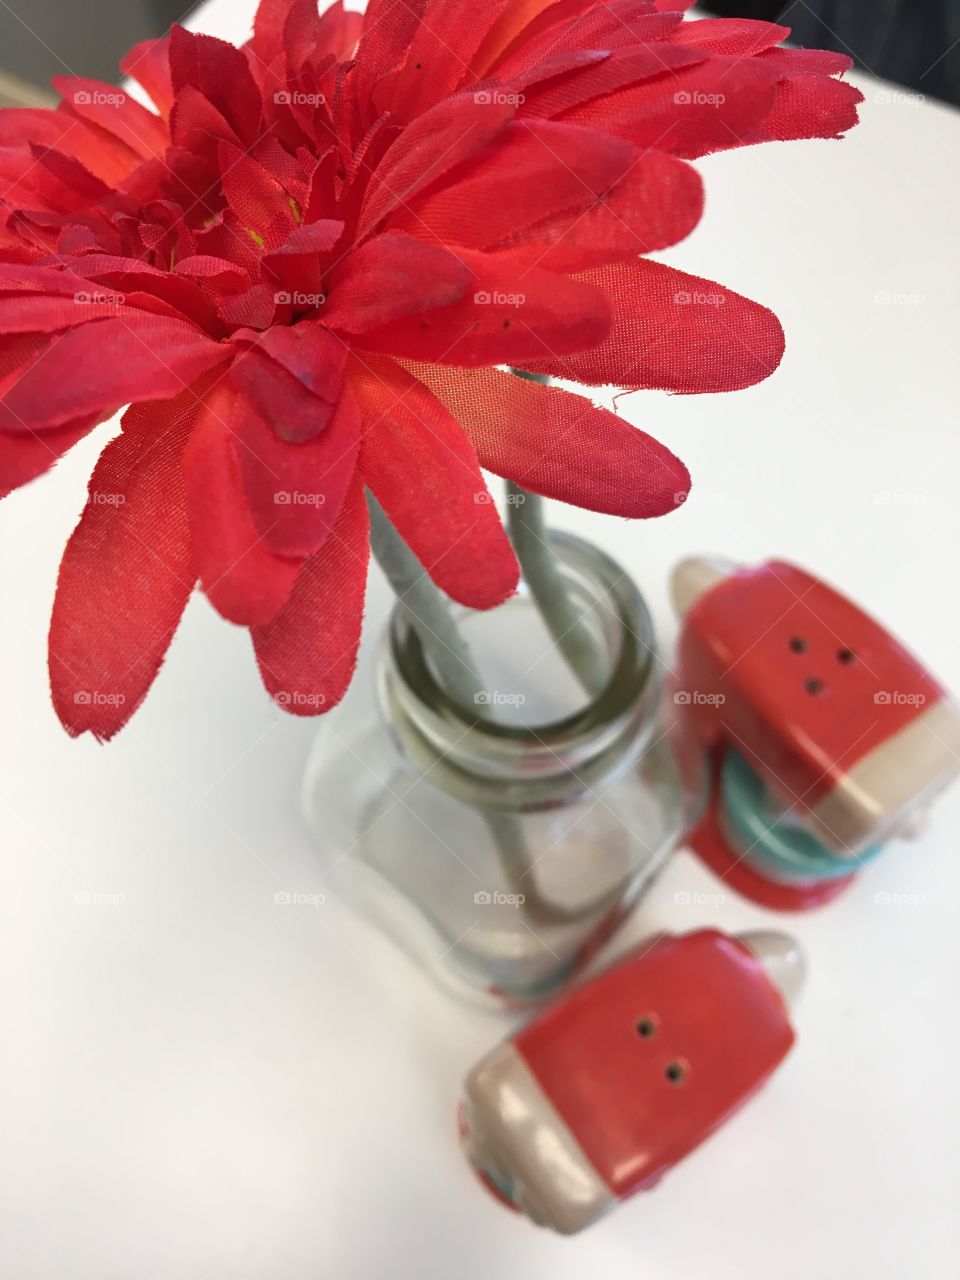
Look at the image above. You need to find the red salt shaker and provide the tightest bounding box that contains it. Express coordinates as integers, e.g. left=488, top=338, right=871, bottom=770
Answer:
left=461, top=928, right=802, bottom=1234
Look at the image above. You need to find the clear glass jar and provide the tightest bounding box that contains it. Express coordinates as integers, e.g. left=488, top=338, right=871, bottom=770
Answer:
left=303, top=532, right=705, bottom=1007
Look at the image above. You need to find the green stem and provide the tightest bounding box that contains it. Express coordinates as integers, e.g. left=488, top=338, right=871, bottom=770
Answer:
left=367, top=492, right=484, bottom=704
left=366, top=493, right=582, bottom=927
left=505, top=482, right=609, bottom=698
left=506, top=369, right=609, bottom=697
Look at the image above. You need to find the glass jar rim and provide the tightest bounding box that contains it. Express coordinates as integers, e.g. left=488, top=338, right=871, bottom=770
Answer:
left=379, top=532, right=663, bottom=809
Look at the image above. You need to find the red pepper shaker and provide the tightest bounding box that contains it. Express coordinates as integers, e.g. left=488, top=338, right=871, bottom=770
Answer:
left=673, top=557, right=960, bottom=908
left=461, top=928, right=802, bottom=1233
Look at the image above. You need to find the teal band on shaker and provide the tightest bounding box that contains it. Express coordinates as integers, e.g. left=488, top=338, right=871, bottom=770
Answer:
left=719, top=748, right=885, bottom=883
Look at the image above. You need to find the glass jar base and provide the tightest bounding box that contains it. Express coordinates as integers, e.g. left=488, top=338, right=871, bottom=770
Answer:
left=303, top=712, right=683, bottom=1007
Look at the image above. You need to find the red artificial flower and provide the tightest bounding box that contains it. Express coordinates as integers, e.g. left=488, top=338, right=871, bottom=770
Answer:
left=0, top=0, right=860, bottom=739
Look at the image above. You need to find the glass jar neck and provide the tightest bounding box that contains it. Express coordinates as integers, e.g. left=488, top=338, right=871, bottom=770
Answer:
left=377, top=532, right=662, bottom=812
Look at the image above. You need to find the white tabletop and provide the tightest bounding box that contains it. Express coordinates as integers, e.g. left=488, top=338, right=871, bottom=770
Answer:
left=2, top=3, right=958, bottom=1276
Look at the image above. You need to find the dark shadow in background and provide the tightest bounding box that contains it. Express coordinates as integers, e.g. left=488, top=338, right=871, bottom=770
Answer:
left=0, top=0, right=188, bottom=92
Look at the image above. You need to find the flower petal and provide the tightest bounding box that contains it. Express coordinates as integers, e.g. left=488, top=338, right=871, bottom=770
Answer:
left=0, top=331, right=53, bottom=402
left=182, top=381, right=300, bottom=625
left=324, top=233, right=471, bottom=333
left=0, top=292, right=144, bottom=335
left=754, top=73, right=863, bottom=144
left=316, top=0, right=363, bottom=60
left=230, top=321, right=349, bottom=442
left=565, top=54, right=781, bottom=158
left=52, top=76, right=169, bottom=161
left=265, top=219, right=345, bottom=257
left=217, top=140, right=298, bottom=246
left=228, top=348, right=330, bottom=443
left=514, top=43, right=703, bottom=117
left=233, top=379, right=361, bottom=558
left=390, top=120, right=637, bottom=250
left=48, top=388, right=200, bottom=739
left=490, top=148, right=703, bottom=270
left=120, top=37, right=174, bottom=118
left=357, top=90, right=515, bottom=240
left=667, top=17, right=790, bottom=56
left=352, top=355, right=519, bottom=608
left=25, top=142, right=113, bottom=213
left=355, top=0, right=424, bottom=78
left=470, top=0, right=572, bottom=77
left=525, top=258, right=785, bottom=393
left=0, top=311, right=229, bottom=433
left=169, top=83, right=240, bottom=162
left=406, top=362, right=689, bottom=517
left=355, top=249, right=610, bottom=366
left=756, top=47, right=854, bottom=76
left=394, top=0, right=514, bottom=116
left=252, top=472, right=369, bottom=715
left=494, top=5, right=683, bottom=78
left=253, top=0, right=315, bottom=65
left=51, top=257, right=222, bottom=333
left=174, top=254, right=252, bottom=293
left=168, top=25, right=262, bottom=145
left=0, top=108, right=141, bottom=187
